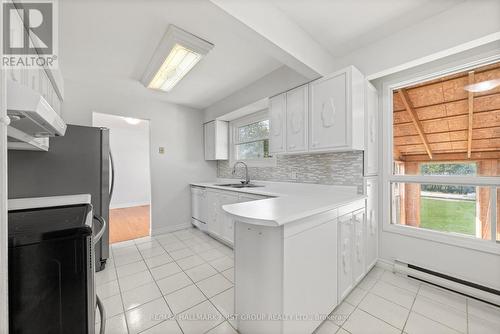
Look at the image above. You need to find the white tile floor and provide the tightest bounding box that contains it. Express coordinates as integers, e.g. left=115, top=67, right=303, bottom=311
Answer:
left=96, top=227, right=500, bottom=334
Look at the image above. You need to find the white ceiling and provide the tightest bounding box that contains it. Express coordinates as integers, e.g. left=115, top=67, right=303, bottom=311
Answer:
left=59, top=0, right=468, bottom=111
left=59, top=0, right=282, bottom=109
left=270, top=0, right=464, bottom=57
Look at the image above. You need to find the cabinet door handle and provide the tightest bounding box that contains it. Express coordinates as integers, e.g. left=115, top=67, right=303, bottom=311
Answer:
left=320, top=98, right=336, bottom=128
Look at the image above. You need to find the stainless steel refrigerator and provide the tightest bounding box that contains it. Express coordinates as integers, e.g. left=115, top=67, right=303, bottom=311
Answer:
left=8, top=124, right=113, bottom=271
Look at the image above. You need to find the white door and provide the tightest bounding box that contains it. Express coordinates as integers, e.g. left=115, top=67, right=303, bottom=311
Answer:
left=364, top=82, right=378, bottom=175
left=269, top=93, right=286, bottom=154
left=286, top=85, right=308, bottom=152
left=352, top=211, right=366, bottom=284
left=309, top=73, right=347, bottom=151
left=365, top=178, right=378, bottom=270
left=338, top=215, right=354, bottom=301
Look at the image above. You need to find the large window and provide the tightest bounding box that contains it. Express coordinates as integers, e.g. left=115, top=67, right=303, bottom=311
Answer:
left=230, top=111, right=275, bottom=166
left=389, top=61, right=500, bottom=244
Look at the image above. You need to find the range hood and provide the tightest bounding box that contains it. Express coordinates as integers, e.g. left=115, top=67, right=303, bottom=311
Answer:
left=8, top=126, right=49, bottom=151
left=7, top=79, right=66, bottom=138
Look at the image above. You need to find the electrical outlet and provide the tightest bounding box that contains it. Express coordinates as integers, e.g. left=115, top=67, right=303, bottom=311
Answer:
left=159, top=147, right=165, bottom=154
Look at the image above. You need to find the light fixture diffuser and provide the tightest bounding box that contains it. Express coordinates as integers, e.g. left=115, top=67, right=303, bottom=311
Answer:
left=464, top=79, right=500, bottom=93
left=124, top=117, right=141, bottom=125
left=142, top=25, right=213, bottom=92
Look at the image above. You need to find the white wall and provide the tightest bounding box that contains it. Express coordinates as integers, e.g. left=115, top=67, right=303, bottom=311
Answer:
left=204, top=66, right=309, bottom=122
left=62, top=79, right=217, bottom=234
left=92, top=113, right=151, bottom=209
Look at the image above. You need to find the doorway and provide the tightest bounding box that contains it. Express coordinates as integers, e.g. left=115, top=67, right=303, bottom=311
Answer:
left=92, top=112, right=152, bottom=243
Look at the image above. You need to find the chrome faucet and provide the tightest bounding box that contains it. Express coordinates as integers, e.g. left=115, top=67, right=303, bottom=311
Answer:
left=232, top=161, right=250, bottom=184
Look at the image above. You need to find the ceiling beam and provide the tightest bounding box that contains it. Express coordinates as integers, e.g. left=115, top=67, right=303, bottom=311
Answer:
left=398, top=88, right=433, bottom=160
left=209, top=0, right=335, bottom=78
left=467, top=71, right=475, bottom=158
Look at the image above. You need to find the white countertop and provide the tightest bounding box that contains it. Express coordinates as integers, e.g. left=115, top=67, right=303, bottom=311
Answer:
left=190, top=180, right=366, bottom=227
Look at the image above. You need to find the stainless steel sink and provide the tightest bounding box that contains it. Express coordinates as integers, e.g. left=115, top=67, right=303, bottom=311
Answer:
left=216, top=183, right=264, bottom=188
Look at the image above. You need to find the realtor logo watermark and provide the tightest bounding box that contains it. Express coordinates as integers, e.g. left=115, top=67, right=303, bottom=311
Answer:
left=2, top=0, right=58, bottom=68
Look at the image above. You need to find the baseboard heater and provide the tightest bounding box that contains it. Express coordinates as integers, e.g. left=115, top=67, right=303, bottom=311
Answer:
left=394, top=260, right=500, bottom=307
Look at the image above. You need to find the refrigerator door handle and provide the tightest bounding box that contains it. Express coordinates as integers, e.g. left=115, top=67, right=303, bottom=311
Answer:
left=93, top=215, right=107, bottom=245
left=109, top=150, right=115, bottom=202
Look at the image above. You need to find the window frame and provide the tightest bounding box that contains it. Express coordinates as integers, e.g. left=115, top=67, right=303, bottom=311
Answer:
left=229, top=110, right=277, bottom=167
left=381, top=54, right=500, bottom=254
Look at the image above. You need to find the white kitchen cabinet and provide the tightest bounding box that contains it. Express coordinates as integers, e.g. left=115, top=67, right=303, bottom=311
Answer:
left=285, top=85, right=308, bottom=153
left=269, top=93, right=286, bottom=154
left=365, top=177, right=378, bottom=271
left=206, top=189, right=221, bottom=236
left=352, top=210, right=366, bottom=284
left=309, top=66, right=365, bottom=152
left=200, top=188, right=243, bottom=246
left=364, top=82, right=378, bottom=175
left=235, top=200, right=366, bottom=334
left=204, top=120, right=228, bottom=160
left=218, top=192, right=239, bottom=244
left=338, top=214, right=354, bottom=301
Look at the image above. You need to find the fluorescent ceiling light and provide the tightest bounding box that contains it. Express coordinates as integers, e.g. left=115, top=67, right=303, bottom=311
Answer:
left=142, top=25, right=214, bottom=92
left=464, top=79, right=500, bottom=93
left=124, top=117, right=141, bottom=125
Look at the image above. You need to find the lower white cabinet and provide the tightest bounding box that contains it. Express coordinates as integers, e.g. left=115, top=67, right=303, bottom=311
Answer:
left=218, top=192, right=239, bottom=244
left=353, top=210, right=366, bottom=284
left=365, top=177, right=378, bottom=270
left=338, top=208, right=368, bottom=302
left=338, top=214, right=354, bottom=301
left=194, top=187, right=263, bottom=247
left=206, top=189, right=221, bottom=236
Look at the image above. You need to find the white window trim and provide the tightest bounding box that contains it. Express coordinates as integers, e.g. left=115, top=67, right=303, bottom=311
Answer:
left=229, top=110, right=277, bottom=168
left=381, top=54, right=500, bottom=254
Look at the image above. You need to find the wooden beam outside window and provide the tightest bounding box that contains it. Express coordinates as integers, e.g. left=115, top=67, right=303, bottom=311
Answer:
left=398, top=88, right=433, bottom=159
left=467, top=71, right=475, bottom=158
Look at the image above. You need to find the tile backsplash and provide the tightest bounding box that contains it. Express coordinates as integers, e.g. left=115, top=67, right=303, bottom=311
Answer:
left=218, top=151, right=364, bottom=191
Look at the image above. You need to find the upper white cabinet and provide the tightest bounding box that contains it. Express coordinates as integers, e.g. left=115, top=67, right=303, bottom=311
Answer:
left=286, top=85, right=308, bottom=153
left=268, top=66, right=366, bottom=156
left=364, top=82, right=379, bottom=175
left=309, top=66, right=365, bottom=152
left=269, top=93, right=286, bottom=154
left=204, top=120, right=228, bottom=160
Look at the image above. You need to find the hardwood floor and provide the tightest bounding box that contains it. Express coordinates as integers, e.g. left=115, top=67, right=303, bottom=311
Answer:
left=109, top=205, right=150, bottom=244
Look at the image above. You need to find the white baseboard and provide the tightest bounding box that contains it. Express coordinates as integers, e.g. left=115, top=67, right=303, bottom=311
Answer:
left=151, top=222, right=191, bottom=236
left=377, top=258, right=500, bottom=306
left=376, top=258, right=395, bottom=271
left=110, top=201, right=150, bottom=209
